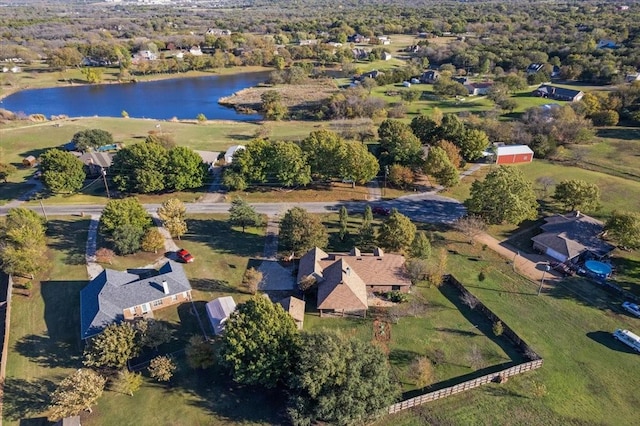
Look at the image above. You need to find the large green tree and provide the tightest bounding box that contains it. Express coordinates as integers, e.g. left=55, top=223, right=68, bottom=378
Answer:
left=606, top=211, right=640, bottom=250
left=157, top=198, right=188, bottom=240
left=287, top=330, right=399, bottom=426
left=100, top=197, right=152, bottom=237
left=228, top=197, right=262, bottom=232
left=71, top=129, right=114, bottom=152
left=165, top=146, right=207, bottom=191
left=48, top=369, right=106, bottom=421
left=111, top=142, right=168, bottom=193
left=552, top=180, right=600, bottom=212
left=40, top=149, right=86, bottom=194
left=218, top=296, right=299, bottom=388
left=410, top=115, right=440, bottom=145
left=279, top=207, right=328, bottom=253
left=271, top=141, right=311, bottom=187
left=424, top=146, right=459, bottom=188
left=465, top=166, right=538, bottom=225
left=0, top=208, right=47, bottom=278
left=377, top=119, right=424, bottom=168
left=261, top=90, right=287, bottom=120
left=377, top=209, right=417, bottom=252
left=83, top=322, right=140, bottom=369
left=456, top=129, right=490, bottom=162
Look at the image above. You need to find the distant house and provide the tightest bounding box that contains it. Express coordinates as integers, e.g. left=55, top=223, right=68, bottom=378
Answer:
left=495, top=145, right=534, bottom=165
left=206, top=28, right=231, bottom=36
left=597, top=39, right=618, bottom=49
left=206, top=296, right=236, bottom=335
left=279, top=296, right=305, bottom=330
left=358, top=69, right=383, bottom=81
left=298, top=39, right=319, bottom=46
left=421, top=70, right=440, bottom=84
left=189, top=46, right=203, bottom=56
left=297, top=247, right=411, bottom=317
left=464, top=82, right=493, bottom=96
left=531, top=212, right=615, bottom=263
left=80, top=260, right=193, bottom=339
left=376, top=36, right=391, bottom=45
left=80, top=151, right=115, bottom=177
left=526, top=63, right=545, bottom=74
left=348, top=34, right=370, bottom=44
left=22, top=155, right=37, bottom=168
left=625, top=72, right=640, bottom=83
left=532, top=85, right=584, bottom=102
left=382, top=52, right=393, bottom=61
left=224, top=145, right=245, bottom=164
left=352, top=48, right=369, bottom=60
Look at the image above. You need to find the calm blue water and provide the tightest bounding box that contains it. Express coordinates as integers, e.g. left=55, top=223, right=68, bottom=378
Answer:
left=1, top=72, right=269, bottom=120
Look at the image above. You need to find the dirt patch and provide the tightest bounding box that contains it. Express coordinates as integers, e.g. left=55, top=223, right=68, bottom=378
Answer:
left=218, top=78, right=338, bottom=113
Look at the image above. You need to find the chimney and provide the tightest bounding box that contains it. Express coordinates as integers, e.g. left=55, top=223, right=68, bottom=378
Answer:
left=575, top=211, right=581, bottom=218
left=345, top=266, right=351, bottom=276
left=162, top=280, right=169, bottom=295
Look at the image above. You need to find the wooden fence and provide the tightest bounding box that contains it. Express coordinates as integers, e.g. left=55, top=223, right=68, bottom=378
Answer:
left=387, top=275, right=544, bottom=414
left=388, top=359, right=543, bottom=414
left=0, top=273, right=14, bottom=419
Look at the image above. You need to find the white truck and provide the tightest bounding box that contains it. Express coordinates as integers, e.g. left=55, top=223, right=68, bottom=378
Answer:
left=612, top=329, right=640, bottom=353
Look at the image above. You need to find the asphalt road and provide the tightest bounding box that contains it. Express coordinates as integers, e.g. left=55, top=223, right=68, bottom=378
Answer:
left=0, top=192, right=466, bottom=224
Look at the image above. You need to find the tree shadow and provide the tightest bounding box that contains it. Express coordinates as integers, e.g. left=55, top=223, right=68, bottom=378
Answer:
left=389, top=349, right=419, bottom=368
left=185, top=218, right=264, bottom=258
left=13, top=334, right=81, bottom=369
left=177, top=301, right=210, bottom=338
left=2, top=377, right=57, bottom=421
left=46, top=219, right=90, bottom=266
left=434, top=327, right=482, bottom=337
left=189, top=278, right=239, bottom=294
left=40, top=280, right=86, bottom=347
left=596, top=127, right=640, bottom=141
left=545, top=277, right=622, bottom=311
left=586, top=331, right=639, bottom=355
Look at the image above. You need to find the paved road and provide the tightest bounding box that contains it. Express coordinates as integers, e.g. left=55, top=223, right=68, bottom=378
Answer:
left=0, top=192, right=466, bottom=224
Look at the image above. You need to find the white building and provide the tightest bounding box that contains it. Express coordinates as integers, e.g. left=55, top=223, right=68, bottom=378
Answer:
left=224, top=145, right=245, bottom=164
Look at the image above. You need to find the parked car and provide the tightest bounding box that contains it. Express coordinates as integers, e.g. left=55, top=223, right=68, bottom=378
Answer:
left=176, top=248, right=194, bottom=263
left=372, top=206, right=391, bottom=216
left=622, top=301, right=640, bottom=318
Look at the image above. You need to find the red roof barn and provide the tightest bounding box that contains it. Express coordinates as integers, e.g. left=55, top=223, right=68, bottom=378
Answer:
left=495, top=145, right=534, bottom=165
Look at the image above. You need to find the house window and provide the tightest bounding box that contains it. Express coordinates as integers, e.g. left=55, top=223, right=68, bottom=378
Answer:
left=392, top=285, right=401, bottom=291
left=129, top=307, right=136, bottom=316
left=153, top=299, right=163, bottom=307
left=171, top=294, right=178, bottom=302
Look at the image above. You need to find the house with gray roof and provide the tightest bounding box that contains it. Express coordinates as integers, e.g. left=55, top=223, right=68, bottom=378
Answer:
left=532, top=85, right=584, bottom=102
left=531, top=212, right=615, bottom=263
left=80, top=260, right=192, bottom=339
left=205, top=296, right=236, bottom=335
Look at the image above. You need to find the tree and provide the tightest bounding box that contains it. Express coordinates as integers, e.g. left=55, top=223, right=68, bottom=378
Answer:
left=591, top=110, right=619, bottom=126
left=377, top=209, right=417, bottom=252
left=388, top=164, right=415, bottom=189
left=410, top=231, right=432, bottom=259
left=606, top=211, right=640, bottom=250
left=40, top=149, right=86, bottom=194
left=453, top=216, right=487, bottom=244
left=71, top=129, right=114, bottom=152
left=433, top=77, right=468, bottom=98
left=271, top=141, right=311, bottom=187
left=287, top=330, right=398, bottom=426
left=0, top=162, right=17, bottom=183
left=111, top=142, right=168, bottom=193
left=0, top=207, right=47, bottom=278
left=410, top=115, right=440, bottom=145
left=95, top=247, right=115, bottom=264
left=100, top=198, right=151, bottom=237
left=141, top=228, right=165, bottom=253
left=424, top=146, right=459, bottom=188
left=426, top=248, right=448, bottom=287
left=242, top=267, right=263, bottom=294
left=219, top=296, right=299, bottom=388
left=456, top=129, right=490, bottom=162
left=135, top=319, right=173, bottom=350
left=437, top=140, right=463, bottom=168
left=185, top=335, right=216, bottom=369
left=339, top=206, right=349, bottom=240
left=112, top=370, right=143, bottom=396
left=340, top=141, right=379, bottom=184
left=196, top=113, right=207, bottom=123
left=492, top=321, right=504, bottom=337
left=228, top=197, right=262, bottom=232
left=157, top=198, right=187, bottom=239
left=261, top=90, right=287, bottom=120
left=358, top=221, right=377, bottom=251
left=48, top=369, right=106, bottom=421
left=165, top=146, right=207, bottom=191
left=279, top=207, right=328, bottom=253
left=409, top=356, right=435, bottom=389
left=83, top=322, right=140, bottom=369
left=552, top=180, right=600, bottom=212
left=465, top=166, right=538, bottom=225
left=406, top=258, right=429, bottom=283
left=378, top=119, right=424, bottom=168
left=400, top=89, right=421, bottom=104
left=148, top=356, right=176, bottom=382
left=112, top=224, right=145, bottom=255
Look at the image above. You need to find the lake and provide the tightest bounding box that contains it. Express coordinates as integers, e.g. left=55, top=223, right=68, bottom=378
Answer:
left=1, top=71, right=269, bottom=120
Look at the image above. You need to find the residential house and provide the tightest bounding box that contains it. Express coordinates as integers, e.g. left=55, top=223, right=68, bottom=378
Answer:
left=359, top=69, right=383, bottom=81
left=298, top=39, right=319, bottom=46
left=189, top=46, right=203, bottom=56
left=526, top=63, right=545, bottom=74
left=279, top=296, right=305, bottom=330
left=532, top=85, right=584, bottom=102
left=531, top=212, right=615, bottom=263
left=376, top=36, right=391, bottom=45
left=80, top=260, right=193, bottom=339
left=206, top=296, right=236, bottom=335
left=421, top=70, right=440, bottom=84
left=464, top=82, right=493, bottom=96
left=224, top=145, right=245, bottom=164
left=206, top=28, right=231, bottom=36
left=297, top=247, right=411, bottom=317
left=625, top=72, right=640, bottom=83
left=348, top=34, right=370, bottom=44
left=79, top=151, right=115, bottom=177
left=352, top=48, right=369, bottom=60
left=597, top=39, right=619, bottom=49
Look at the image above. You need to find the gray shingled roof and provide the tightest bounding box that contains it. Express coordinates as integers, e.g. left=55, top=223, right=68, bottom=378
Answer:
left=80, top=260, right=191, bottom=339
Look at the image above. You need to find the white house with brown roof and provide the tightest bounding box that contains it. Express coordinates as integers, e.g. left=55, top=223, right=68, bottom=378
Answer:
left=297, top=247, right=411, bottom=316
left=279, top=296, right=305, bottom=329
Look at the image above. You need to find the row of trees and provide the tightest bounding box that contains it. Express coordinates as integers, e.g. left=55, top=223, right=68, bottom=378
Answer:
left=223, top=130, right=379, bottom=190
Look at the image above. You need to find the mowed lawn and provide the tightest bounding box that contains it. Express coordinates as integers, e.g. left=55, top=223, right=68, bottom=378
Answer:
left=376, top=234, right=640, bottom=426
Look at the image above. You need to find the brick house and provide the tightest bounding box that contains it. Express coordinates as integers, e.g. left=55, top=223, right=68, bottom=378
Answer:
left=80, top=260, right=192, bottom=339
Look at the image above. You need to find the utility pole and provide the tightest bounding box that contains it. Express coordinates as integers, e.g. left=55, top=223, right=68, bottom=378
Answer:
left=512, top=251, right=519, bottom=272
left=383, top=165, right=388, bottom=197
left=39, top=199, right=48, bottom=222
left=538, top=264, right=551, bottom=296
left=102, top=168, right=111, bottom=198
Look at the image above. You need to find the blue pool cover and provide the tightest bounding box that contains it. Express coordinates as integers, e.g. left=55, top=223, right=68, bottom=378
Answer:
left=585, top=260, right=612, bottom=276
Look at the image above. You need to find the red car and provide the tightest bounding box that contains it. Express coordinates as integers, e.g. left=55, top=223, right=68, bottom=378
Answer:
left=372, top=206, right=391, bottom=216
left=176, top=248, right=194, bottom=263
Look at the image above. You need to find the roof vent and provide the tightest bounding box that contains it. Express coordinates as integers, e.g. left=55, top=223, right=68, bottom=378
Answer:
left=345, top=266, right=351, bottom=276
left=162, top=280, right=169, bottom=295
left=373, top=247, right=384, bottom=257
left=350, top=247, right=361, bottom=257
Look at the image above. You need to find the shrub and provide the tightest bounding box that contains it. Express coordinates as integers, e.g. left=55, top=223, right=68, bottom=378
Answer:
left=492, top=320, right=504, bottom=336
left=384, top=290, right=408, bottom=303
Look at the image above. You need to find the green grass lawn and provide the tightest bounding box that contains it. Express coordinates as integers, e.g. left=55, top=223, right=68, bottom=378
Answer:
left=375, top=233, right=640, bottom=426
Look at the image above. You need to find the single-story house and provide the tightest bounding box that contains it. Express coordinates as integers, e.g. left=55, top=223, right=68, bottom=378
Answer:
left=205, top=28, right=231, bottom=36
left=79, top=151, right=115, bottom=177
left=532, top=85, right=584, bottom=102
left=189, top=46, right=203, bottom=56
left=464, top=82, right=493, bottom=96
left=421, top=70, right=440, bottom=84
left=206, top=296, right=236, bottom=335
left=526, top=63, right=545, bottom=74
left=495, top=145, right=534, bottom=165
left=531, top=212, right=615, bottom=263
left=22, top=155, right=37, bottom=167
left=625, top=72, right=640, bottom=83
left=224, top=145, right=245, bottom=164
left=80, top=260, right=192, bottom=340
left=298, top=247, right=411, bottom=316
left=279, top=296, right=305, bottom=330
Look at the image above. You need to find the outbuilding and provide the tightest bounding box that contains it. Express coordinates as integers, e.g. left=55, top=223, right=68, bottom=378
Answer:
left=224, top=145, right=245, bottom=164
left=495, top=145, right=534, bottom=165
left=205, top=296, right=237, bottom=335
left=22, top=155, right=37, bottom=167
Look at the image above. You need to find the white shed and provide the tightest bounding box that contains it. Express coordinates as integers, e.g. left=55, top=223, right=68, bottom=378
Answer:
left=206, top=296, right=237, bottom=335
left=224, top=145, right=245, bottom=164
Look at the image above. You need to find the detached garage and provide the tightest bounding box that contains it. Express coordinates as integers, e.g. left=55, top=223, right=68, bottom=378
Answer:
left=495, top=145, right=534, bottom=165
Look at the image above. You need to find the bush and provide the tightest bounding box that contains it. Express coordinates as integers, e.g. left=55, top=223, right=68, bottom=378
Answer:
left=492, top=320, right=504, bottom=336
left=384, top=290, right=408, bottom=303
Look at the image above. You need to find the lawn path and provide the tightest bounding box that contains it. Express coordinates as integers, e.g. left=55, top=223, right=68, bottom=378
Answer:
left=85, top=214, right=103, bottom=280
left=263, top=216, right=280, bottom=260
